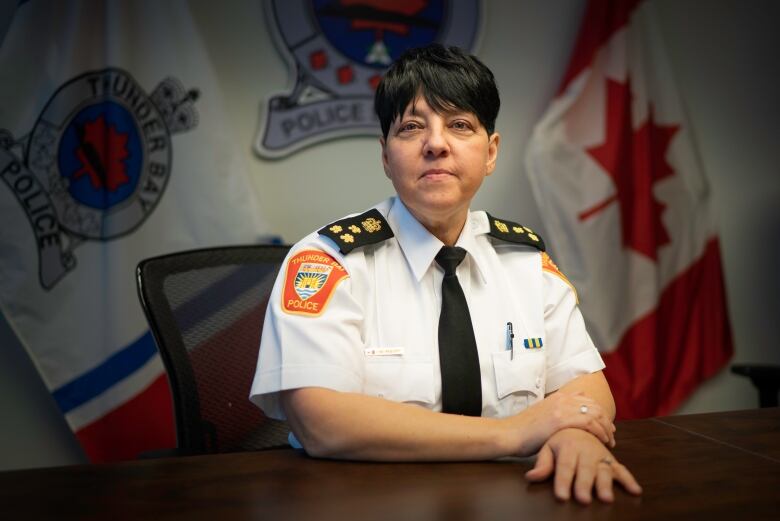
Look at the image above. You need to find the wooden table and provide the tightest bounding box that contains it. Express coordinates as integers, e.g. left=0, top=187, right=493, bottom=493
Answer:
left=2, top=408, right=779, bottom=520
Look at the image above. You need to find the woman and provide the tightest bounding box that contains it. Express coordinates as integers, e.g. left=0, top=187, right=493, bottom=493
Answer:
left=251, top=44, right=641, bottom=504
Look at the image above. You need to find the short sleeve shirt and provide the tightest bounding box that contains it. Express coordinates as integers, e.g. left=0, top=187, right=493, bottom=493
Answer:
left=250, top=197, right=604, bottom=420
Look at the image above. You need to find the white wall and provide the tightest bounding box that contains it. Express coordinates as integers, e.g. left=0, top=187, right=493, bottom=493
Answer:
left=1, top=0, right=778, bottom=470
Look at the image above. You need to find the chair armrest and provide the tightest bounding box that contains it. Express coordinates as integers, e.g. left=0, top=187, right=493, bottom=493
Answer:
left=731, top=364, right=780, bottom=407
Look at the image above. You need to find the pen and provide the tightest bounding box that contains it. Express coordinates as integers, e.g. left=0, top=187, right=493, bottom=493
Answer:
left=506, top=322, right=514, bottom=360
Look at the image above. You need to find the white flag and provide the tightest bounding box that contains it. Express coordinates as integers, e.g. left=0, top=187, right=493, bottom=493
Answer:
left=0, top=0, right=270, bottom=461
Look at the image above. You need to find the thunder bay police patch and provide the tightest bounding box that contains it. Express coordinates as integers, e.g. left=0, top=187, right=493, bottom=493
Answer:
left=256, top=0, right=483, bottom=158
left=283, top=249, right=349, bottom=316
left=0, top=68, right=198, bottom=289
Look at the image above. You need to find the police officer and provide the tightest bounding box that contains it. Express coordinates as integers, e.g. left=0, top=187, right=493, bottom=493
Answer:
left=251, top=44, right=641, bottom=504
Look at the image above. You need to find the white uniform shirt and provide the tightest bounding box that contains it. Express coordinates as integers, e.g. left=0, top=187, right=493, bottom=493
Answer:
left=250, top=196, right=604, bottom=421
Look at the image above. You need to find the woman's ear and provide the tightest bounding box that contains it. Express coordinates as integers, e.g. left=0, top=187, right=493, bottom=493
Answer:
left=486, top=132, right=501, bottom=176
left=380, top=136, right=391, bottom=179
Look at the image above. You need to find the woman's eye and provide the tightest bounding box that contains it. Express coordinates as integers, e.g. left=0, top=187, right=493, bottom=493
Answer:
left=451, top=120, right=471, bottom=130
left=399, top=122, right=420, bottom=132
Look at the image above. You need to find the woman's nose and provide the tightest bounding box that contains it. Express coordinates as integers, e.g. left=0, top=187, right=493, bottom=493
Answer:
left=423, top=126, right=450, bottom=157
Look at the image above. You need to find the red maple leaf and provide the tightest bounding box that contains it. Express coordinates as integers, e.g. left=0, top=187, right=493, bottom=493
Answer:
left=74, top=115, right=130, bottom=192
left=579, top=79, right=679, bottom=261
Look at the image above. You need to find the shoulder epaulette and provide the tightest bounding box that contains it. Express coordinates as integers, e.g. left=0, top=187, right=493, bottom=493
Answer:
left=485, top=213, right=546, bottom=251
left=318, top=208, right=395, bottom=254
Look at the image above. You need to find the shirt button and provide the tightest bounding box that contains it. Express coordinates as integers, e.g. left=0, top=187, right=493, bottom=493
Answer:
left=535, top=377, right=542, bottom=388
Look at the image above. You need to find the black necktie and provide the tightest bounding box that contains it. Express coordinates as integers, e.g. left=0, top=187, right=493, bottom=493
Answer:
left=435, top=246, right=482, bottom=416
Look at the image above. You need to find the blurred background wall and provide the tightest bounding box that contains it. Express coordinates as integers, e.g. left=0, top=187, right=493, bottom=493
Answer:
left=1, top=0, right=778, bottom=470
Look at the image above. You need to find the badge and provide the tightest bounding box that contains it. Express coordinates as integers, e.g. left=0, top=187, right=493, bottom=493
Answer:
left=523, top=337, right=544, bottom=349
left=282, top=249, right=348, bottom=316
left=364, top=347, right=404, bottom=357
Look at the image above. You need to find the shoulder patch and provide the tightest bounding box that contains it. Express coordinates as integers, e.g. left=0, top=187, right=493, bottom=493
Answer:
left=282, top=249, right=349, bottom=316
left=317, top=208, right=394, bottom=254
left=541, top=252, right=578, bottom=302
left=485, top=213, right=545, bottom=251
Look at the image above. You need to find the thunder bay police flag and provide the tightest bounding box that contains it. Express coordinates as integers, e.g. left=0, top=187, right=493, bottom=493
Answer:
left=0, top=0, right=270, bottom=461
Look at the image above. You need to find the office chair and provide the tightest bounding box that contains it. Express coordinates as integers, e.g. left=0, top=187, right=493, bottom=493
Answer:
left=137, top=244, right=291, bottom=455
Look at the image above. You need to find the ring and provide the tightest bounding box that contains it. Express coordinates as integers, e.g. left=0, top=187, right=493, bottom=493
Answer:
left=599, top=457, right=613, bottom=465
left=580, top=404, right=589, bottom=414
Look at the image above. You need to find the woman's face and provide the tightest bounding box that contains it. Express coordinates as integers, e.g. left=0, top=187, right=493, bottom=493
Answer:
left=380, top=96, right=500, bottom=227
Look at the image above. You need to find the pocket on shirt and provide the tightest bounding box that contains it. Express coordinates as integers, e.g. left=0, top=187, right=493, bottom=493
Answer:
left=362, top=355, right=435, bottom=406
left=492, top=349, right=546, bottom=411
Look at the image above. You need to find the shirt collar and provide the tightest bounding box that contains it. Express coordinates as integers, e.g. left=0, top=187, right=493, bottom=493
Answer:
left=456, top=211, right=490, bottom=284
left=387, top=197, right=490, bottom=284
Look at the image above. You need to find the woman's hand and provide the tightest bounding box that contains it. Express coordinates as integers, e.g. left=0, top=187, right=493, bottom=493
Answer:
left=525, top=428, right=642, bottom=504
left=507, top=391, right=616, bottom=456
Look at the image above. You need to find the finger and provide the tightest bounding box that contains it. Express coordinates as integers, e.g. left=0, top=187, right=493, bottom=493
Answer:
left=593, top=415, right=615, bottom=447
left=569, top=400, right=614, bottom=446
left=573, top=459, right=596, bottom=505
left=553, top=446, right=578, bottom=501
left=554, top=400, right=608, bottom=444
left=525, top=444, right=554, bottom=482
left=584, top=419, right=611, bottom=446
left=613, top=462, right=643, bottom=496
left=595, top=462, right=615, bottom=503
left=572, top=414, right=611, bottom=446
left=584, top=405, right=616, bottom=447
left=592, top=413, right=615, bottom=448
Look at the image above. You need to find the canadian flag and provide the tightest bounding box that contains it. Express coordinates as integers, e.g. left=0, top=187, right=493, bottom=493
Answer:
left=526, top=0, right=733, bottom=418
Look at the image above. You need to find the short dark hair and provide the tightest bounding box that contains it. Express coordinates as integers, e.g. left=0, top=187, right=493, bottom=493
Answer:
left=374, top=44, right=500, bottom=138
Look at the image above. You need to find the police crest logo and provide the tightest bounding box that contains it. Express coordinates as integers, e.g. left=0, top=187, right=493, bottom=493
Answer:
left=256, top=0, right=482, bottom=158
left=0, top=68, right=198, bottom=289
left=294, top=262, right=332, bottom=300
left=283, top=249, right=349, bottom=316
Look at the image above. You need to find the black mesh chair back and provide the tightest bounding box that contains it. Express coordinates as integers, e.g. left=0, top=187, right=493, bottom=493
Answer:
left=136, top=244, right=291, bottom=454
